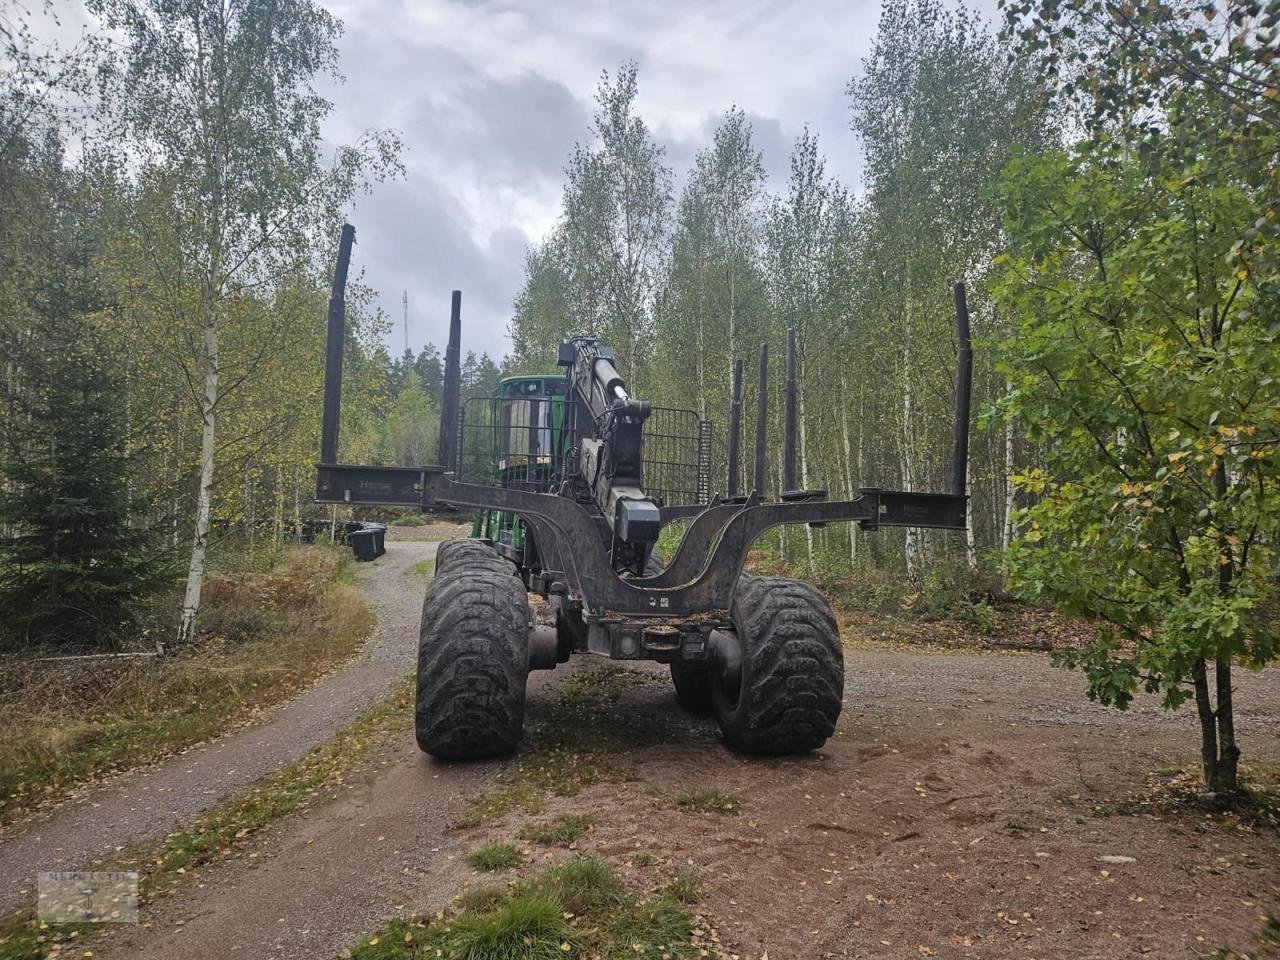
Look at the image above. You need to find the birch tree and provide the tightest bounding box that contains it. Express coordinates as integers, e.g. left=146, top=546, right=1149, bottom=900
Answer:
left=558, top=63, right=671, bottom=389
left=91, top=0, right=400, bottom=644
left=849, top=0, right=1050, bottom=580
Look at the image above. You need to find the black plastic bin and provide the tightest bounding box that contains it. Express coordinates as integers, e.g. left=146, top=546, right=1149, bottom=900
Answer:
left=348, top=522, right=386, bottom=561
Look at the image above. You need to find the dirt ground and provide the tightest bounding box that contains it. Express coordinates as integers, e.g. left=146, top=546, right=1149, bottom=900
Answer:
left=21, top=542, right=1278, bottom=960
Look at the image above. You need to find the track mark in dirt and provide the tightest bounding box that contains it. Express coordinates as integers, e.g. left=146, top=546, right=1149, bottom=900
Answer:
left=0, top=541, right=437, bottom=916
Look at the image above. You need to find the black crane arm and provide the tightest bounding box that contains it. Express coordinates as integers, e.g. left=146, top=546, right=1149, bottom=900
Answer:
left=556, top=338, right=661, bottom=547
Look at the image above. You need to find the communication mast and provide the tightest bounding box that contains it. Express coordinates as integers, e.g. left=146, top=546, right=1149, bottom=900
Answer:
left=402, top=290, right=409, bottom=355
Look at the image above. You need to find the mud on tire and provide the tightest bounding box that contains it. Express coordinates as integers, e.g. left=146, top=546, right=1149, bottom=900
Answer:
left=710, top=574, right=844, bottom=755
left=415, top=553, right=530, bottom=759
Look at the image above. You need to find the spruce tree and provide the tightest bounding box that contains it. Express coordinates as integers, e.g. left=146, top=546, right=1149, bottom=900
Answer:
left=0, top=267, right=153, bottom=650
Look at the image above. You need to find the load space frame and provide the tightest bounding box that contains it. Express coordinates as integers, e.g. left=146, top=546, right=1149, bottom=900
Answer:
left=314, top=223, right=973, bottom=663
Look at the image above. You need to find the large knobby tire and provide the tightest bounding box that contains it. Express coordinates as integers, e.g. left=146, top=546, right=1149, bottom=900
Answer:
left=670, top=661, right=714, bottom=714
left=710, top=574, right=844, bottom=755
left=435, top=538, right=508, bottom=576
left=415, top=554, right=530, bottom=760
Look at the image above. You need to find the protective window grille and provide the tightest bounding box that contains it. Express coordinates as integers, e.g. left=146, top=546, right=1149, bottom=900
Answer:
left=457, top=396, right=711, bottom=506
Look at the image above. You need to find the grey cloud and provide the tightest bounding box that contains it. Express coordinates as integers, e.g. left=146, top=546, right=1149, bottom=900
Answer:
left=318, top=0, right=947, bottom=359
left=348, top=178, right=528, bottom=357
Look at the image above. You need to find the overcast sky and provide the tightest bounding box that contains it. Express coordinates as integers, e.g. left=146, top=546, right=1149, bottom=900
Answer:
left=319, top=0, right=985, bottom=361
left=44, top=0, right=1000, bottom=360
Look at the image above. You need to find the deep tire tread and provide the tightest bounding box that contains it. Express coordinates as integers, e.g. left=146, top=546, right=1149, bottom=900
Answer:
left=415, top=558, right=530, bottom=759
left=714, top=574, right=844, bottom=756
left=435, top=538, right=508, bottom=576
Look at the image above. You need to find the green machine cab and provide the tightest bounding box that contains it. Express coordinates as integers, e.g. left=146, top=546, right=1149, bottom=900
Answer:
left=468, top=375, right=568, bottom=562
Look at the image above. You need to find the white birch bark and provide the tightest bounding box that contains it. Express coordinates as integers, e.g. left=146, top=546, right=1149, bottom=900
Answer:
left=798, top=359, right=815, bottom=571
left=177, top=301, right=219, bottom=645
left=839, top=373, right=857, bottom=568
left=1002, top=406, right=1015, bottom=552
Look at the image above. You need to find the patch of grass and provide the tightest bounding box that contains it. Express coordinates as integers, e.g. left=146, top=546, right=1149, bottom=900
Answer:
left=672, top=787, right=742, bottom=816
left=348, top=856, right=699, bottom=960
left=467, top=842, right=523, bottom=871
left=519, top=813, right=594, bottom=847
left=390, top=513, right=432, bottom=526
left=449, top=891, right=568, bottom=960
left=455, top=884, right=511, bottom=914
left=1094, top=763, right=1280, bottom=832
left=0, top=545, right=372, bottom=826
left=539, top=856, right=626, bottom=914
left=630, top=851, right=656, bottom=867
left=660, top=866, right=703, bottom=904
left=405, top=559, right=435, bottom=580
left=1201, top=914, right=1280, bottom=960
left=129, top=678, right=412, bottom=893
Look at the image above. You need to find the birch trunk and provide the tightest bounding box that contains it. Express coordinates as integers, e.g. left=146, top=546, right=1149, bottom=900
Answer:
left=798, top=358, right=815, bottom=571
left=965, top=459, right=977, bottom=572
left=839, top=373, right=857, bottom=568
left=1002, top=394, right=1015, bottom=552
left=177, top=300, right=219, bottom=645
left=900, top=309, right=920, bottom=586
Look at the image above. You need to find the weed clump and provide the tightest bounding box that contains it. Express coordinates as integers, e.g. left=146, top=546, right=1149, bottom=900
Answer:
left=519, top=813, right=594, bottom=847
left=466, top=842, right=522, bottom=871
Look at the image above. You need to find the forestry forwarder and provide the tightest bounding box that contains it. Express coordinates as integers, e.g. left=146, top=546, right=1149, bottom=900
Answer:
left=315, top=224, right=974, bottom=758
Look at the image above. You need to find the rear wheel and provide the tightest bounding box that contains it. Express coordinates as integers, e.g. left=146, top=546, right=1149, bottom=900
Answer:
left=709, top=574, right=844, bottom=755
left=415, top=545, right=530, bottom=759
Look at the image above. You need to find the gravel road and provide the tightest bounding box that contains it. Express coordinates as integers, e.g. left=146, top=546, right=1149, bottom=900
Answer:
left=0, top=540, right=439, bottom=915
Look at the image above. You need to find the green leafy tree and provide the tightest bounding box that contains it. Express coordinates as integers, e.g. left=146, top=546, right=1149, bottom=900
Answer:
left=1000, top=0, right=1280, bottom=135
left=992, top=134, right=1279, bottom=794
left=90, top=0, right=401, bottom=643
left=849, top=0, right=1052, bottom=581
left=380, top=373, right=438, bottom=467
left=999, top=0, right=1280, bottom=797
left=552, top=62, right=672, bottom=388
